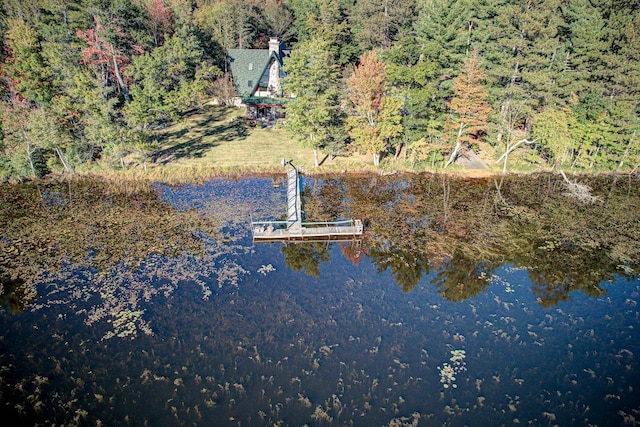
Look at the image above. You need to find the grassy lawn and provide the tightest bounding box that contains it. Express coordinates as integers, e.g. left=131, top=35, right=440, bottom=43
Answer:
left=107, top=103, right=507, bottom=181
left=149, top=104, right=375, bottom=173
left=154, top=106, right=301, bottom=169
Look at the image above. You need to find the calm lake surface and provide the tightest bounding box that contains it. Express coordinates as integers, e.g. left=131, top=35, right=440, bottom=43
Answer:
left=1, top=173, right=639, bottom=426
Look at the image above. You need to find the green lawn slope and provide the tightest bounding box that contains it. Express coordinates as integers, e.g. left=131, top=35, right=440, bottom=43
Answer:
left=105, top=104, right=499, bottom=182
left=149, top=104, right=375, bottom=174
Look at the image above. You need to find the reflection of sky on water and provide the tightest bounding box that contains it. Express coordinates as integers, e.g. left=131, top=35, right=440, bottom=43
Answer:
left=1, top=177, right=639, bottom=426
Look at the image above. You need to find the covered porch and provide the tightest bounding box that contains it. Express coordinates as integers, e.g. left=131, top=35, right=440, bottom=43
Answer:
left=243, top=96, right=286, bottom=126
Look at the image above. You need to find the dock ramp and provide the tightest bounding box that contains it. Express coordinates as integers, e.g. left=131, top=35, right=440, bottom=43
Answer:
left=251, top=161, right=363, bottom=242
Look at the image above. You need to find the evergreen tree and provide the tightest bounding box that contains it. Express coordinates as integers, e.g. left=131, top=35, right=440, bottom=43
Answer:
left=3, top=18, right=54, bottom=105
left=350, top=0, right=417, bottom=51
left=599, top=5, right=640, bottom=169
left=282, top=37, right=345, bottom=167
left=467, top=1, right=558, bottom=167
left=560, top=0, right=608, bottom=98
left=63, top=67, right=122, bottom=162
left=294, top=0, right=360, bottom=67
left=414, top=0, right=472, bottom=86
left=289, top=0, right=320, bottom=41
left=124, top=26, right=222, bottom=127
left=385, top=36, right=440, bottom=161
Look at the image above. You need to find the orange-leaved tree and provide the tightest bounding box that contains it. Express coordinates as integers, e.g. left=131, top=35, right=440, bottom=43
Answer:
left=76, top=15, right=139, bottom=104
left=145, top=0, right=175, bottom=47
left=347, top=50, right=402, bottom=166
left=445, top=51, right=492, bottom=167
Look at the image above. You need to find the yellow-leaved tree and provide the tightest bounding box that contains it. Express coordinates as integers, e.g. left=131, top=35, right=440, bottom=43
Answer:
left=346, top=50, right=403, bottom=166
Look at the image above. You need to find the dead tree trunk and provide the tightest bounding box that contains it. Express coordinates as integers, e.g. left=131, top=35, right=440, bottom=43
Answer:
left=445, top=123, right=465, bottom=168
left=111, top=46, right=131, bottom=103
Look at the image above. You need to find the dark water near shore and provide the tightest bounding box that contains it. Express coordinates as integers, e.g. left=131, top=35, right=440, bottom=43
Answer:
left=1, top=174, right=639, bottom=426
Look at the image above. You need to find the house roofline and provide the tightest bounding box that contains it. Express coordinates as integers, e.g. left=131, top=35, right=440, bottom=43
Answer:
left=248, top=51, right=282, bottom=95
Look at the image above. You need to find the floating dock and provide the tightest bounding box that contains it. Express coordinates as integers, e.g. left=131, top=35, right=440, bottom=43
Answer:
left=252, top=219, right=364, bottom=242
left=251, top=161, right=363, bottom=242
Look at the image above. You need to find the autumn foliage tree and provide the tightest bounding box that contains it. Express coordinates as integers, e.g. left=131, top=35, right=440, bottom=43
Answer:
left=445, top=51, right=492, bottom=167
left=347, top=50, right=402, bottom=166
left=76, top=15, right=140, bottom=103
left=145, top=0, right=175, bottom=47
left=0, top=0, right=639, bottom=179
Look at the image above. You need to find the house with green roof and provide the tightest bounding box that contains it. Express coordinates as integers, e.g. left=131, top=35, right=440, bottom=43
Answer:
left=228, top=37, right=290, bottom=122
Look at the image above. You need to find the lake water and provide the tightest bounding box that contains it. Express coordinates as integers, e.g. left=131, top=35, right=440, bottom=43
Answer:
left=1, top=174, right=639, bottom=426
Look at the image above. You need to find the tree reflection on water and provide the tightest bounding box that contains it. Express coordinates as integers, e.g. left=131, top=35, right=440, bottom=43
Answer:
left=1, top=173, right=639, bottom=314
left=282, top=242, right=330, bottom=278
left=293, top=173, right=640, bottom=305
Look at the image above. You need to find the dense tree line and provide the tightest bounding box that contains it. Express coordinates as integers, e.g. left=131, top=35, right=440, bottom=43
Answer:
left=1, top=0, right=639, bottom=180
left=283, top=0, right=640, bottom=171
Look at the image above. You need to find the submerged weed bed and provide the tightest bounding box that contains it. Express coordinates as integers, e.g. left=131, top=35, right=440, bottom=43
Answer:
left=1, top=174, right=639, bottom=425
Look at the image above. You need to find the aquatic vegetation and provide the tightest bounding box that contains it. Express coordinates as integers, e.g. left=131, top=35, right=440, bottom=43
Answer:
left=387, top=412, right=421, bottom=427
left=311, top=405, right=333, bottom=423
left=438, top=349, right=467, bottom=389
left=257, top=264, right=275, bottom=275
left=1, top=174, right=639, bottom=426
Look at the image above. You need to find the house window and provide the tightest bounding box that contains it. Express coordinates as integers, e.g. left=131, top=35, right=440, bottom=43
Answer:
left=248, top=63, right=253, bottom=70
left=248, top=80, right=253, bottom=88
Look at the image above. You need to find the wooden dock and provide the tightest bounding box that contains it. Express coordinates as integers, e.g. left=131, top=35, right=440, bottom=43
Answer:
left=252, top=219, right=364, bottom=242
left=251, top=161, right=363, bottom=242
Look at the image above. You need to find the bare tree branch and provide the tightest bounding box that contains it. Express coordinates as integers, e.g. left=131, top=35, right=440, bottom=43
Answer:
left=559, top=170, right=601, bottom=204
left=495, top=138, right=538, bottom=164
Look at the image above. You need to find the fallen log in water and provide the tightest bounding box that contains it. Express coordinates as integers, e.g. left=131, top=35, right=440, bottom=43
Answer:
left=560, top=170, right=601, bottom=204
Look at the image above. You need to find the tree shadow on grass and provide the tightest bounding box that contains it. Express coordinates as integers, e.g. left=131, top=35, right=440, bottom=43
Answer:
left=152, top=108, right=248, bottom=165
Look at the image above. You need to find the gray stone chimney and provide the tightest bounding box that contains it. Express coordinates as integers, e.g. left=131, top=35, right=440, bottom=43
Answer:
left=268, top=37, right=280, bottom=57
left=267, top=37, right=281, bottom=96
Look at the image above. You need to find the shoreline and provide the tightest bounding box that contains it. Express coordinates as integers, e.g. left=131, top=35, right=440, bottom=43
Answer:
left=15, top=165, right=638, bottom=187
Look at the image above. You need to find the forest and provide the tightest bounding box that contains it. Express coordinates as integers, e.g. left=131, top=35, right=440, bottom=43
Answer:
left=1, top=0, right=639, bottom=180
